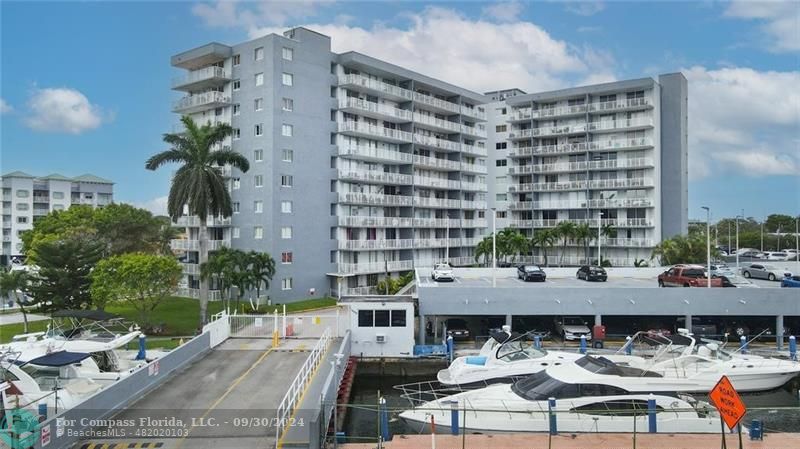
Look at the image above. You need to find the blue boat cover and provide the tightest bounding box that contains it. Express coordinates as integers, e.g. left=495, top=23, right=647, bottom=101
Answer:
left=465, top=356, right=487, bottom=366
left=25, top=351, right=91, bottom=367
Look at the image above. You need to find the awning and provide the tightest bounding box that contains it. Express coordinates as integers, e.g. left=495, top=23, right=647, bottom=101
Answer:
left=25, top=351, right=92, bottom=367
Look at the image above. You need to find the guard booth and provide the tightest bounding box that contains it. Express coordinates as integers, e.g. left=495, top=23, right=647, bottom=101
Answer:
left=339, top=296, right=415, bottom=358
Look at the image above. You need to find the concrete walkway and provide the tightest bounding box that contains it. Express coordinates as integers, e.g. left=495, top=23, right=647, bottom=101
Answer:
left=0, top=312, right=48, bottom=325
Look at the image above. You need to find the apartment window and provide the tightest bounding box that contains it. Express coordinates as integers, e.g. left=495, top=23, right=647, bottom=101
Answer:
left=495, top=160, right=507, bottom=167
left=15, top=190, right=29, bottom=198
left=52, top=191, right=64, bottom=200
left=255, top=72, right=264, bottom=86
left=495, top=125, right=507, bottom=132
left=232, top=178, right=241, bottom=190
left=254, top=175, right=263, bottom=187
left=233, top=79, right=241, bottom=91
left=16, top=203, right=29, bottom=211
left=282, top=124, right=293, bottom=137
left=496, top=142, right=507, bottom=150
left=282, top=47, right=293, bottom=61
left=282, top=98, right=293, bottom=111
left=254, top=226, right=263, bottom=239
left=281, top=175, right=293, bottom=187
left=496, top=193, right=507, bottom=201
left=254, top=98, right=263, bottom=111
left=281, top=227, right=292, bottom=239
left=232, top=202, right=240, bottom=213
left=16, top=217, right=27, bottom=224
left=254, top=46, right=264, bottom=61
left=254, top=149, right=263, bottom=161
left=281, top=201, right=293, bottom=213
left=281, top=278, right=293, bottom=290
left=233, top=54, right=241, bottom=66
left=233, top=104, right=240, bottom=115
left=281, top=252, right=293, bottom=264
left=282, top=73, right=293, bottom=86
left=233, top=128, right=241, bottom=139
left=282, top=149, right=294, bottom=162
left=253, top=200, right=263, bottom=213
left=497, top=211, right=507, bottom=218
left=255, top=124, right=263, bottom=136
left=232, top=227, right=240, bottom=239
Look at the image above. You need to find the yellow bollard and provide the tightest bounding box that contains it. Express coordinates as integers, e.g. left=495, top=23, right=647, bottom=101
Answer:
left=272, top=330, right=280, bottom=348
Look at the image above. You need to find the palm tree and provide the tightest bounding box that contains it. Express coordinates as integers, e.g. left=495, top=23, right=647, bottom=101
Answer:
left=148, top=115, right=250, bottom=324
left=530, top=229, right=556, bottom=267
left=154, top=216, right=180, bottom=256
left=554, top=221, right=577, bottom=266
left=248, top=251, right=276, bottom=308
left=502, top=229, right=528, bottom=263
left=0, top=269, right=32, bottom=332
left=573, top=223, right=593, bottom=264
left=200, top=247, right=234, bottom=307
left=474, top=235, right=493, bottom=267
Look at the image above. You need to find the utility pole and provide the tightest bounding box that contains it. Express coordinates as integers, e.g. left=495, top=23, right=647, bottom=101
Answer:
left=492, top=208, right=497, bottom=288
left=702, top=207, right=711, bottom=288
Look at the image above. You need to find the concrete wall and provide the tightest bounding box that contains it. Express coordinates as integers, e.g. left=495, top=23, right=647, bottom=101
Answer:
left=658, top=73, right=689, bottom=238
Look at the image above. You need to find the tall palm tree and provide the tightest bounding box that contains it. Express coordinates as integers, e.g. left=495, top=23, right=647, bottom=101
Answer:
left=0, top=269, right=32, bottom=332
left=146, top=115, right=249, bottom=324
left=474, top=235, right=493, bottom=267
left=249, top=251, right=276, bottom=307
left=530, top=229, right=556, bottom=267
left=554, top=221, right=578, bottom=266
left=573, top=223, right=593, bottom=264
left=502, top=229, right=528, bottom=263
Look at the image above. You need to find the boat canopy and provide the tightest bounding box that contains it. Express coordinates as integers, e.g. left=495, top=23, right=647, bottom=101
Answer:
left=24, top=351, right=92, bottom=367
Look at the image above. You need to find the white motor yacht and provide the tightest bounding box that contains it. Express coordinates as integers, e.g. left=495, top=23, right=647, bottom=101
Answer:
left=401, top=356, right=723, bottom=434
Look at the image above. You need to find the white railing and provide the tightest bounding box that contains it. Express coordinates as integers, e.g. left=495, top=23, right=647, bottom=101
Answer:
left=461, top=105, right=487, bottom=121
left=460, top=163, right=488, bottom=174
left=588, top=97, right=651, bottom=112
left=461, top=143, right=487, bottom=157
left=510, top=123, right=588, bottom=139
left=338, top=239, right=415, bottom=250
left=174, top=216, right=232, bottom=227
left=338, top=74, right=413, bottom=100
left=413, top=196, right=462, bottom=209
left=171, top=239, right=230, bottom=251
left=339, top=97, right=412, bottom=121
left=461, top=124, right=487, bottom=138
left=587, top=177, right=654, bottom=189
left=414, top=176, right=461, bottom=190
left=338, top=192, right=413, bottom=206
left=412, top=91, right=460, bottom=114
left=338, top=216, right=414, bottom=227
left=515, top=255, right=639, bottom=267
left=447, top=256, right=477, bottom=266
left=338, top=121, right=414, bottom=142
left=413, top=218, right=461, bottom=228
left=172, top=66, right=229, bottom=88
left=338, top=169, right=412, bottom=185
left=461, top=200, right=487, bottom=209
left=586, top=158, right=654, bottom=170
left=601, top=238, right=654, bottom=247
left=413, top=238, right=463, bottom=249
left=172, top=91, right=230, bottom=112
left=460, top=181, right=486, bottom=191
left=175, top=288, right=222, bottom=301
left=413, top=134, right=461, bottom=152
left=275, top=328, right=332, bottom=445
left=413, top=154, right=461, bottom=170
left=508, top=201, right=532, bottom=210
left=511, top=198, right=654, bottom=210
left=509, top=142, right=589, bottom=157
left=509, top=218, right=653, bottom=228
left=336, top=260, right=415, bottom=275
left=589, top=138, right=654, bottom=151
left=413, top=113, right=461, bottom=133
left=337, top=145, right=413, bottom=164
left=587, top=117, right=654, bottom=132
left=462, top=218, right=488, bottom=228
left=510, top=180, right=587, bottom=192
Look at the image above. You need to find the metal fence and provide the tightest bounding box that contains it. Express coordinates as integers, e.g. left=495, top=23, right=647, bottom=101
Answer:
left=229, top=313, right=278, bottom=339
left=287, top=313, right=342, bottom=339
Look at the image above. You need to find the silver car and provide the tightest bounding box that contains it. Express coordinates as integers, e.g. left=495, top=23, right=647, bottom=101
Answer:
left=741, top=263, right=792, bottom=281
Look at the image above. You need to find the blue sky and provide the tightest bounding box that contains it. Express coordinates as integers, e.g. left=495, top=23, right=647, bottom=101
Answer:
left=1, top=1, right=798, bottom=222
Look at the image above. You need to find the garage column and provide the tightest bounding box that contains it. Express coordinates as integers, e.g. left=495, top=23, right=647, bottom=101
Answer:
left=776, top=315, right=785, bottom=350
left=594, top=314, right=602, bottom=326
left=506, top=314, right=513, bottom=329
left=419, top=314, right=426, bottom=345
left=684, top=314, right=692, bottom=333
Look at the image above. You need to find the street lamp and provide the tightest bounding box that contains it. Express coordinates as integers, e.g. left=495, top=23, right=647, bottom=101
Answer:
left=597, top=211, right=604, bottom=267
left=702, top=206, right=711, bottom=288
left=735, top=210, right=743, bottom=273
left=492, top=207, right=497, bottom=288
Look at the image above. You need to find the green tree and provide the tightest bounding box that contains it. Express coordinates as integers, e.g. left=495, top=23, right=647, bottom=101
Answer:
left=154, top=216, right=181, bottom=256
left=91, top=253, right=182, bottom=328
left=29, top=237, right=105, bottom=311
left=249, top=251, right=276, bottom=301
left=146, top=116, right=250, bottom=324
left=0, top=269, right=34, bottom=332
left=530, top=229, right=556, bottom=267
left=573, top=223, right=593, bottom=264
left=500, top=228, right=528, bottom=263
left=375, top=271, right=414, bottom=295
left=554, top=221, right=577, bottom=266
left=650, top=234, right=720, bottom=266
left=474, top=236, right=493, bottom=267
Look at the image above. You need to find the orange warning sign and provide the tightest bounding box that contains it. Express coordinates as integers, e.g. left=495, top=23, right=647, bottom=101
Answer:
left=708, top=375, right=747, bottom=430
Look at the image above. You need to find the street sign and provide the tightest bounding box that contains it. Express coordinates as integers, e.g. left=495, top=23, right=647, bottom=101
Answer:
left=709, top=375, right=747, bottom=430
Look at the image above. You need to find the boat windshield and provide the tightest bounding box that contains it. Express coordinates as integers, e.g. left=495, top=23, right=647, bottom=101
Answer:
left=511, top=370, right=630, bottom=401
left=496, top=340, right=546, bottom=362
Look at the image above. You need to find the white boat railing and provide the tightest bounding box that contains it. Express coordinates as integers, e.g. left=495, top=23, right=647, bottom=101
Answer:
left=275, top=327, right=332, bottom=444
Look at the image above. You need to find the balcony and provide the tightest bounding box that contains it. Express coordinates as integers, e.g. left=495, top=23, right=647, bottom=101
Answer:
left=462, top=218, right=488, bottom=228
left=413, top=154, right=460, bottom=171
left=174, top=216, right=232, bottom=227
left=338, top=169, right=412, bottom=185
left=32, top=195, right=49, bottom=203
left=338, top=216, right=414, bottom=228
left=509, top=218, right=653, bottom=229
left=524, top=198, right=653, bottom=209
left=508, top=165, right=535, bottom=175
left=412, top=91, right=460, bottom=115
left=413, top=218, right=461, bottom=228
left=338, top=192, right=413, bottom=207
left=510, top=180, right=587, bottom=193
left=413, top=134, right=461, bottom=152
left=508, top=142, right=589, bottom=158
left=461, top=143, right=487, bottom=157
left=461, top=105, right=487, bottom=121
left=588, top=97, right=652, bottom=114
left=32, top=208, right=49, bottom=216
left=413, top=113, right=461, bottom=134
left=508, top=201, right=533, bottom=210
left=587, top=117, right=654, bottom=133
left=172, top=91, right=232, bottom=114
left=601, top=238, right=654, bottom=248
left=172, top=66, right=231, bottom=91
left=176, top=287, right=223, bottom=300
left=171, top=43, right=231, bottom=70
left=414, top=238, right=465, bottom=249
left=461, top=200, right=487, bottom=209
left=509, top=123, right=588, bottom=140
left=461, top=124, right=487, bottom=139
left=413, top=196, right=462, bottom=209
left=586, top=158, right=655, bottom=170
left=338, top=98, right=413, bottom=123
left=414, top=176, right=461, bottom=190
left=587, top=177, right=654, bottom=190
left=180, top=262, right=201, bottom=275
left=338, top=239, right=414, bottom=250
left=171, top=239, right=230, bottom=251
left=460, top=181, right=486, bottom=192
left=338, top=74, right=414, bottom=102
left=338, top=121, right=413, bottom=143
left=589, top=138, right=654, bottom=152
left=2, top=236, right=10, bottom=242
left=2, top=207, right=11, bottom=215
left=336, top=260, right=415, bottom=275
left=337, top=145, right=412, bottom=165
left=460, top=162, right=488, bottom=174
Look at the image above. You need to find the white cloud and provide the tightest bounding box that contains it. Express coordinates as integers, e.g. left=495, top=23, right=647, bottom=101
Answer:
left=724, top=0, right=800, bottom=52
left=0, top=98, right=11, bottom=114
left=192, top=0, right=334, bottom=28
left=685, top=66, right=800, bottom=179
left=137, top=196, right=168, bottom=216
left=482, top=1, right=524, bottom=22
left=564, top=1, right=605, bottom=16
left=24, top=87, right=106, bottom=134
left=248, top=7, right=616, bottom=93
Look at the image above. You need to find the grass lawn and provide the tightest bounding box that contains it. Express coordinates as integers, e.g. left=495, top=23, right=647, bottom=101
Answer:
left=1, top=296, right=338, bottom=341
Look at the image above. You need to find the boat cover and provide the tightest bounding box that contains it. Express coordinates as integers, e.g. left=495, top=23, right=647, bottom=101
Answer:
left=25, top=351, right=92, bottom=367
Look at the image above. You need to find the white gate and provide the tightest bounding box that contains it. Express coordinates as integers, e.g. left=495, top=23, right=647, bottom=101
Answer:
left=229, top=314, right=277, bottom=339
left=285, top=312, right=341, bottom=339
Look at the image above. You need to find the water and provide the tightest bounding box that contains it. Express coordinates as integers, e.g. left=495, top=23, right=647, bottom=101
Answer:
left=342, top=372, right=800, bottom=440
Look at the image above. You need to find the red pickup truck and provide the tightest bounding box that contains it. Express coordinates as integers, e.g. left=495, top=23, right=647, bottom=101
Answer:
left=658, top=264, right=723, bottom=287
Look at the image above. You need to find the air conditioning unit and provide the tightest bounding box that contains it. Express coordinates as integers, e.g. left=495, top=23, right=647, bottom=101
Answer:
left=376, top=334, right=387, bottom=344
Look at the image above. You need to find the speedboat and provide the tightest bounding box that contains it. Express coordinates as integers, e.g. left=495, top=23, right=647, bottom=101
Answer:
left=437, top=329, right=582, bottom=387
left=401, top=356, right=723, bottom=434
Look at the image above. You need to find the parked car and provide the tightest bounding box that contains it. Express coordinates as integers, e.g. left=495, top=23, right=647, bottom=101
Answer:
left=781, top=275, right=800, bottom=288
left=517, top=264, right=546, bottom=282
left=741, top=264, right=792, bottom=281
left=576, top=265, right=607, bottom=282
left=719, top=275, right=759, bottom=288
left=675, top=316, right=718, bottom=337
left=431, top=263, right=455, bottom=282
left=554, top=316, right=591, bottom=341
left=737, top=249, right=764, bottom=258
left=764, top=252, right=790, bottom=261
left=444, top=318, right=470, bottom=340
left=657, top=264, right=723, bottom=287
left=710, top=263, right=735, bottom=277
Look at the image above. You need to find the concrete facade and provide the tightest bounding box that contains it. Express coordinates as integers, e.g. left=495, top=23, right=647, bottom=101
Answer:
left=1, top=171, right=114, bottom=262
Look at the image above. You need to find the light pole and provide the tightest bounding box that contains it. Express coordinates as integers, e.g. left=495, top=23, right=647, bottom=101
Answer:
left=702, top=206, right=711, bottom=288
left=445, top=217, right=450, bottom=264
left=597, top=211, right=604, bottom=266
left=492, top=208, right=497, bottom=288
left=735, top=211, right=743, bottom=273
left=795, top=217, right=799, bottom=273
left=760, top=220, right=764, bottom=252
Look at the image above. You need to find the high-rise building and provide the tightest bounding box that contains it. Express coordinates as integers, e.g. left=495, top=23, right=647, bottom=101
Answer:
left=1, top=172, right=114, bottom=263
left=170, top=27, right=687, bottom=301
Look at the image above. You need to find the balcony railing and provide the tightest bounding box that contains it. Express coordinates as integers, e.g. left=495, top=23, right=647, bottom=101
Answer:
left=461, top=125, right=487, bottom=138
left=510, top=198, right=653, bottom=210
left=511, top=104, right=589, bottom=121
left=174, top=216, right=232, bottom=227
left=172, top=91, right=231, bottom=113
left=335, top=260, right=415, bottom=275
left=171, top=239, right=230, bottom=251
left=338, top=169, right=412, bottom=185
left=521, top=158, right=656, bottom=174
left=338, top=74, right=413, bottom=101
left=587, top=117, right=654, bottom=132
left=413, top=154, right=461, bottom=171
left=601, top=238, right=654, bottom=248
left=413, top=196, right=462, bottom=209
left=509, top=218, right=653, bottom=228
left=338, top=216, right=414, bottom=228
left=338, top=121, right=413, bottom=143
left=338, top=192, right=413, bottom=207
left=339, top=239, right=415, bottom=250
left=337, top=145, right=413, bottom=164
left=462, top=218, right=488, bottom=228
left=461, top=144, right=487, bottom=157
left=412, top=91, right=460, bottom=114
left=510, top=180, right=587, bottom=193
left=460, top=105, right=487, bottom=121
left=414, top=176, right=461, bottom=190
left=180, top=263, right=201, bottom=275
left=589, top=138, right=654, bottom=151
left=172, top=66, right=230, bottom=90
left=339, top=97, right=413, bottom=121
left=587, top=177, right=654, bottom=189
left=413, top=113, right=461, bottom=133
left=508, top=142, right=589, bottom=158
left=513, top=255, right=640, bottom=267
left=460, top=162, right=488, bottom=174
left=413, top=218, right=462, bottom=228
left=588, top=97, right=652, bottom=113
left=32, top=195, right=49, bottom=203
left=413, top=134, right=461, bottom=152
left=176, top=287, right=223, bottom=301
left=461, top=200, right=487, bottom=209
left=509, top=123, right=588, bottom=139
left=460, top=181, right=487, bottom=192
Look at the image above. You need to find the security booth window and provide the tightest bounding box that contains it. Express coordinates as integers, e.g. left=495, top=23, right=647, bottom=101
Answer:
left=374, top=310, right=390, bottom=327
left=358, top=310, right=374, bottom=327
